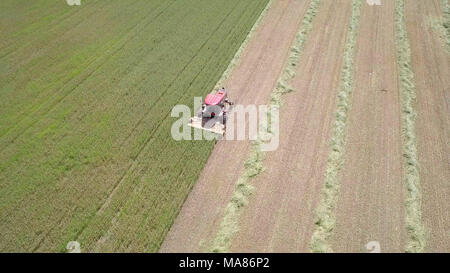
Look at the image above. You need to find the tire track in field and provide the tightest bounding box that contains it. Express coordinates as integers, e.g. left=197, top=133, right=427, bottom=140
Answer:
left=210, top=0, right=322, bottom=253
left=395, top=0, right=425, bottom=253
left=0, top=0, right=168, bottom=137
left=0, top=1, right=163, bottom=139
left=108, top=139, right=193, bottom=252
left=116, top=0, right=247, bottom=151
left=0, top=0, right=138, bottom=85
left=0, top=0, right=104, bottom=60
left=0, top=0, right=178, bottom=220
left=0, top=0, right=177, bottom=153
left=1, top=0, right=179, bottom=251
left=309, top=0, right=362, bottom=253
left=0, top=0, right=114, bottom=133
left=71, top=0, right=253, bottom=250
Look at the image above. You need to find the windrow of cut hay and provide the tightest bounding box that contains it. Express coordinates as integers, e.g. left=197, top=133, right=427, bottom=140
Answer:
left=429, top=0, right=450, bottom=53
left=309, top=0, right=362, bottom=253
left=395, top=0, right=426, bottom=253
left=443, top=0, right=450, bottom=51
left=210, top=0, right=322, bottom=253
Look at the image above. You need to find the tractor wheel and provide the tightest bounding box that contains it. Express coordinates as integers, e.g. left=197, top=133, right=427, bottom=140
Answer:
left=201, top=115, right=207, bottom=127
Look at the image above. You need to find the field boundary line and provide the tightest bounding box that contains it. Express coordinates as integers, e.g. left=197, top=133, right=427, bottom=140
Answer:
left=309, top=0, right=362, bottom=253
left=210, top=0, right=322, bottom=253
left=395, top=0, right=426, bottom=253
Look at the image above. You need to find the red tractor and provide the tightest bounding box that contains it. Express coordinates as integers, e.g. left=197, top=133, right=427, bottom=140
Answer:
left=189, top=88, right=234, bottom=135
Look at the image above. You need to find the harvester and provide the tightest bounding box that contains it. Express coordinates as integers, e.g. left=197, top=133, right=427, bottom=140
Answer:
left=188, top=88, right=234, bottom=135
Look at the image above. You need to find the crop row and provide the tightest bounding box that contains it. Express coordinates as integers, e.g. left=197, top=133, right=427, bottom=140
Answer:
left=394, top=0, right=425, bottom=253
left=309, top=0, right=362, bottom=253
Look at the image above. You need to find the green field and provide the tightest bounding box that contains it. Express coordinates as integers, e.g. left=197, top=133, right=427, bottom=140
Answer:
left=0, top=0, right=269, bottom=252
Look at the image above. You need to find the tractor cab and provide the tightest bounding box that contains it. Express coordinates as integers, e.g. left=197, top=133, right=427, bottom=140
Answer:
left=188, top=88, right=234, bottom=135
left=204, top=90, right=226, bottom=106
left=202, top=89, right=229, bottom=118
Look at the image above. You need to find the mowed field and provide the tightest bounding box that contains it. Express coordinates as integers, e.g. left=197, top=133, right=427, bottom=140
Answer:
left=1, top=0, right=449, bottom=253
left=0, top=0, right=270, bottom=252
left=162, top=0, right=449, bottom=253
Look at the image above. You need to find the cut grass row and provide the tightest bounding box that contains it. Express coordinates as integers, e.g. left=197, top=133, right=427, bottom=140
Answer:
left=429, top=0, right=450, bottom=53
left=210, top=0, right=322, bottom=253
left=0, top=0, right=270, bottom=252
left=394, top=0, right=425, bottom=253
left=443, top=0, right=450, bottom=50
left=309, top=0, right=362, bottom=253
